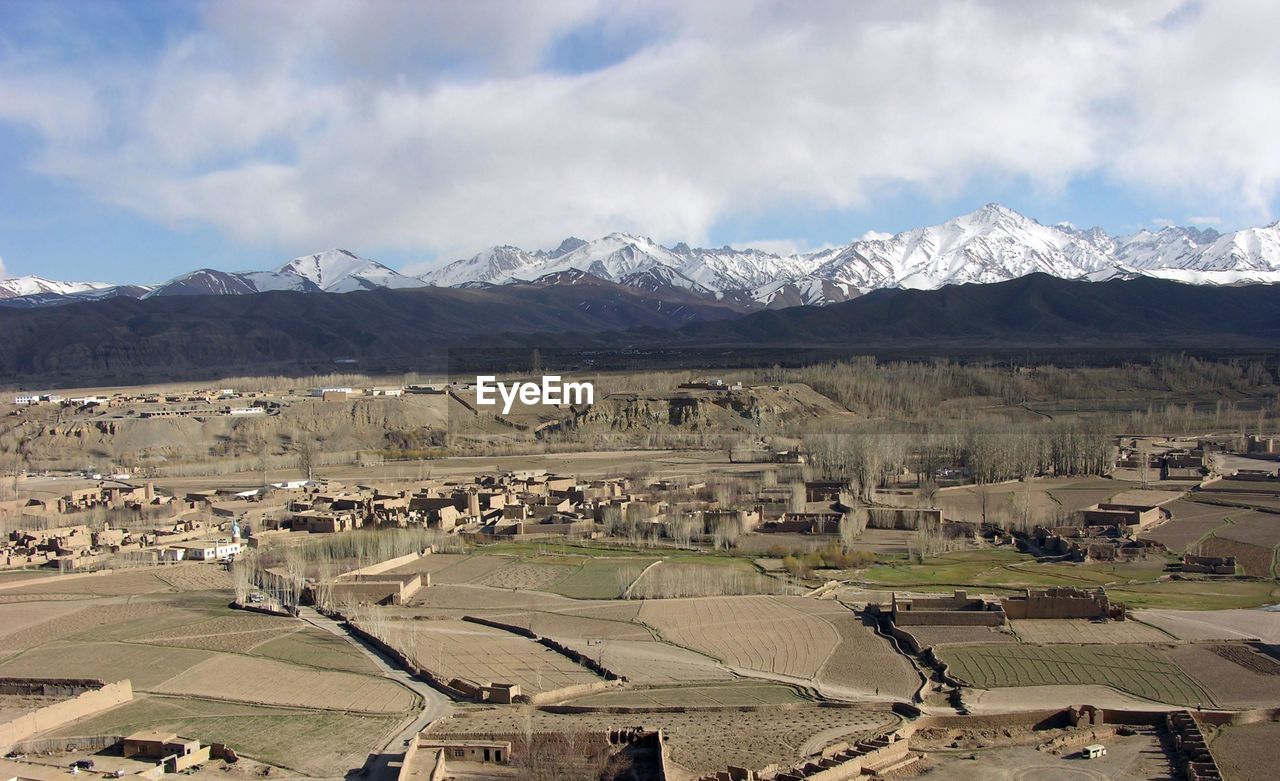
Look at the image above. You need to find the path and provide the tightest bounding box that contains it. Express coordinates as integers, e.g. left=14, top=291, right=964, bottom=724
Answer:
left=296, top=607, right=452, bottom=751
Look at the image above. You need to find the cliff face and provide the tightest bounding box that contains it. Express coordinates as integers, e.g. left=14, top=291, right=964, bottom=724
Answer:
left=0, top=396, right=450, bottom=470
left=580, top=383, right=852, bottom=432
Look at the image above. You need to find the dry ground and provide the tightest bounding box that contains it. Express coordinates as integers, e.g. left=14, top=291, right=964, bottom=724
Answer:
left=1211, top=718, right=1280, bottom=781
left=638, top=595, right=839, bottom=679
left=1165, top=643, right=1280, bottom=708
left=903, top=625, right=1018, bottom=648
left=1132, top=608, right=1280, bottom=643
left=1009, top=619, right=1174, bottom=645
left=1138, top=500, right=1233, bottom=552
left=376, top=617, right=604, bottom=695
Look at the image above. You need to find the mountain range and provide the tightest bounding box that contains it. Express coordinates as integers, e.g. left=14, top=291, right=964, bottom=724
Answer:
left=4, top=205, right=1280, bottom=314
left=3, top=273, right=1278, bottom=385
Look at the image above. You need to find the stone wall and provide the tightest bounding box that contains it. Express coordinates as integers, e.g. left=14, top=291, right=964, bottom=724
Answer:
left=0, top=679, right=133, bottom=752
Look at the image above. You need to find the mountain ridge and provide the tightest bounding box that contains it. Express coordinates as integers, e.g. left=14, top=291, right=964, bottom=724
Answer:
left=6, top=205, right=1280, bottom=311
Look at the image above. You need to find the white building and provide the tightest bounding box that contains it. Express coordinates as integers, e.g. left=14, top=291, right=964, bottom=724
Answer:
left=14, top=394, right=39, bottom=405
left=172, top=540, right=242, bottom=561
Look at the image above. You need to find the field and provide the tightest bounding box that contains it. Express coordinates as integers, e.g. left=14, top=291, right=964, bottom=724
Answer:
left=1211, top=719, right=1280, bottom=781
left=1166, top=644, right=1280, bottom=708
left=1132, top=608, right=1280, bottom=643
left=0, top=567, right=420, bottom=777
left=556, top=637, right=732, bottom=683
left=940, top=643, right=1212, bottom=706
left=1106, top=578, right=1280, bottom=610
left=902, top=625, right=1016, bottom=648
left=375, top=616, right=604, bottom=695
left=1200, top=534, right=1275, bottom=577
left=426, top=705, right=899, bottom=776
left=45, top=695, right=401, bottom=777
left=153, top=654, right=416, bottom=713
left=858, top=549, right=1169, bottom=592
left=1009, top=618, right=1174, bottom=644
left=567, top=681, right=807, bottom=707
left=550, top=557, right=652, bottom=599
left=1139, top=500, right=1233, bottom=551
left=638, top=595, right=839, bottom=679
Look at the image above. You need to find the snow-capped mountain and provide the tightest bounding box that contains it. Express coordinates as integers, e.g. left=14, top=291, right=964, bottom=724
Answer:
left=422, top=232, right=820, bottom=295
left=0, top=276, right=151, bottom=307
left=812, top=204, right=1116, bottom=290
left=147, top=249, right=423, bottom=297
left=8, top=207, right=1280, bottom=312
left=0, top=276, right=116, bottom=300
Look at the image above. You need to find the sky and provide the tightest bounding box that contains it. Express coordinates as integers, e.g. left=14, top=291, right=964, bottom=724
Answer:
left=1, top=0, right=1279, bottom=284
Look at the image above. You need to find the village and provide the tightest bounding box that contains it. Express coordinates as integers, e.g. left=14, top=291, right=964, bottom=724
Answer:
left=0, top=418, right=1277, bottom=779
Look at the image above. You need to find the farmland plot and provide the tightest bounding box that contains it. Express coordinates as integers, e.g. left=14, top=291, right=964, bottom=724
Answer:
left=903, top=626, right=1016, bottom=648
left=1212, top=719, right=1280, bottom=781
left=476, top=561, right=572, bottom=591
left=134, top=612, right=299, bottom=654
left=426, top=554, right=513, bottom=584
left=46, top=695, right=400, bottom=778
left=153, top=563, right=233, bottom=591
left=940, top=643, right=1211, bottom=706
left=1166, top=644, right=1280, bottom=708
left=1213, top=510, right=1280, bottom=548
left=1010, top=619, right=1174, bottom=644
left=252, top=627, right=381, bottom=674
left=1133, top=608, right=1280, bottom=643
left=815, top=615, right=920, bottom=699
left=569, top=682, right=805, bottom=707
left=380, top=618, right=603, bottom=695
left=1199, top=536, right=1273, bottom=577
left=555, top=637, right=732, bottom=684
left=153, top=654, right=416, bottom=713
left=0, top=641, right=213, bottom=689
left=551, top=558, right=651, bottom=599
left=1139, top=500, right=1232, bottom=551
left=638, top=595, right=839, bottom=679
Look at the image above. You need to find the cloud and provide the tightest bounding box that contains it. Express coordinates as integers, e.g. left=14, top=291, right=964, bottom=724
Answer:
left=0, top=0, right=1278, bottom=268
left=1152, top=217, right=1175, bottom=227
left=859, top=230, right=894, bottom=242
left=1187, top=215, right=1223, bottom=225
left=0, top=254, right=7, bottom=278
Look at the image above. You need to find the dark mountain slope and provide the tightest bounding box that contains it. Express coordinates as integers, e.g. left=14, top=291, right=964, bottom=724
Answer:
left=0, top=276, right=745, bottom=383
left=668, top=274, right=1280, bottom=346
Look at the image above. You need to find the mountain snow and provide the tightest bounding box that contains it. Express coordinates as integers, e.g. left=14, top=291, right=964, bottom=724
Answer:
left=0, top=276, right=115, bottom=299
left=10, top=210, right=1280, bottom=311
left=147, top=249, right=424, bottom=297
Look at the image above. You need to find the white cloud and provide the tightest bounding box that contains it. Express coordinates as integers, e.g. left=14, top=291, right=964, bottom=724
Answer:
left=859, top=230, right=894, bottom=242
left=1152, top=217, right=1175, bottom=227
left=1187, top=215, right=1223, bottom=225
left=1, top=0, right=1278, bottom=268
left=0, top=254, right=7, bottom=278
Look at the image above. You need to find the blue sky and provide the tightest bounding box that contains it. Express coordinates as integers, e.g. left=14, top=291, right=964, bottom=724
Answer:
left=1, top=0, right=1278, bottom=284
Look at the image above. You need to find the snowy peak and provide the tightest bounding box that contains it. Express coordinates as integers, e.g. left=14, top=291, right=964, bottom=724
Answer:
left=277, top=248, right=423, bottom=292
left=0, top=276, right=114, bottom=299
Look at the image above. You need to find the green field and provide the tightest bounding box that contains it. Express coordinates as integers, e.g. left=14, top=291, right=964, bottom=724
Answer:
left=47, top=694, right=400, bottom=777
left=1106, top=579, right=1280, bottom=610
left=550, top=557, right=654, bottom=599
left=940, top=643, right=1212, bottom=706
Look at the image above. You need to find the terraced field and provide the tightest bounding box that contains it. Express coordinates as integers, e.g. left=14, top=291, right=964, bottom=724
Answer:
left=638, top=595, right=839, bottom=679
left=378, top=617, right=603, bottom=695
left=940, top=643, right=1212, bottom=706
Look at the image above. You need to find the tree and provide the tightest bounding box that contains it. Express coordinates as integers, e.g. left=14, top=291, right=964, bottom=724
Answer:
left=295, top=435, right=316, bottom=483
left=839, top=508, right=868, bottom=550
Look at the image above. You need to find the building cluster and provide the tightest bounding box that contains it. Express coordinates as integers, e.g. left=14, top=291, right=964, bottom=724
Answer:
left=0, top=481, right=172, bottom=518
left=883, top=586, right=1122, bottom=633
left=3, top=518, right=240, bottom=570
left=235, top=472, right=925, bottom=548
left=1030, top=497, right=1170, bottom=563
